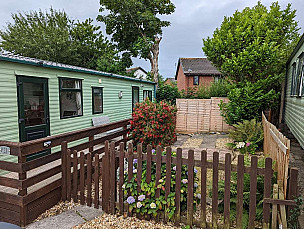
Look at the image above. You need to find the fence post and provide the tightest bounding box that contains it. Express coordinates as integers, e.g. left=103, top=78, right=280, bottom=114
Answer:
left=248, top=156, right=258, bottom=229
left=165, top=147, right=172, bottom=223
left=61, top=141, right=68, bottom=201
left=109, top=142, right=116, bottom=214
left=287, top=168, right=299, bottom=217
left=18, top=144, right=27, bottom=227
left=263, top=157, right=273, bottom=229
left=236, top=154, right=244, bottom=229
left=89, top=136, right=94, bottom=152
left=66, top=149, right=71, bottom=201
left=200, top=150, right=207, bottom=228
left=224, top=153, right=231, bottom=229
left=175, top=148, right=182, bottom=225
left=187, top=149, right=194, bottom=227
left=212, top=151, right=219, bottom=229
left=118, top=142, right=125, bottom=215
left=127, top=142, right=133, bottom=216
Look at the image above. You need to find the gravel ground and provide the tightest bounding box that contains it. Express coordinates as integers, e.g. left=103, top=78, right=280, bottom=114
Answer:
left=181, top=137, right=203, bottom=148
left=72, top=214, right=180, bottom=229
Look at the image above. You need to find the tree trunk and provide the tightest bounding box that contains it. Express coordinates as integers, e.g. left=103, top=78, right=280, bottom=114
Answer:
left=149, top=36, right=161, bottom=85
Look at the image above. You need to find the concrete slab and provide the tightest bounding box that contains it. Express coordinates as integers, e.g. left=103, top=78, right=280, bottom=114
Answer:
left=74, top=205, right=103, bottom=221
left=26, top=210, right=85, bottom=229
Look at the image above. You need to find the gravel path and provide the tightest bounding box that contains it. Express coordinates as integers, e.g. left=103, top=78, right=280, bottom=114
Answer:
left=73, top=214, right=180, bottom=229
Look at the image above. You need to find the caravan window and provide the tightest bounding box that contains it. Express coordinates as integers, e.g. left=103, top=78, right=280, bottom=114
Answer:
left=59, top=78, right=83, bottom=118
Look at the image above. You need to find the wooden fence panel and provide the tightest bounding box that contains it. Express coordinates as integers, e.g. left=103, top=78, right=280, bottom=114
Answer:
left=262, top=112, right=290, bottom=196
left=176, top=98, right=230, bottom=133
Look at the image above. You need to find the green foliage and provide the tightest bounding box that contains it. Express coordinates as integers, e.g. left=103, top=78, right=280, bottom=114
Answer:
left=180, top=80, right=231, bottom=99
left=219, top=77, right=280, bottom=125
left=288, top=196, right=304, bottom=229
left=228, top=119, right=264, bottom=153
left=123, top=150, right=200, bottom=218
left=130, top=100, right=177, bottom=150
left=203, top=1, right=300, bottom=83
left=211, top=155, right=276, bottom=228
left=98, top=0, right=175, bottom=82
left=0, top=8, right=131, bottom=73
left=156, top=84, right=181, bottom=105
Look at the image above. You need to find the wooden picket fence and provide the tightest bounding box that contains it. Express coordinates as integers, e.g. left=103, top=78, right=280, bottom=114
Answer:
left=262, top=112, right=290, bottom=197
left=62, top=141, right=299, bottom=229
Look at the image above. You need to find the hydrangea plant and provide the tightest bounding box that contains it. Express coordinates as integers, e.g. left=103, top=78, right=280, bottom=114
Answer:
left=123, top=150, right=201, bottom=218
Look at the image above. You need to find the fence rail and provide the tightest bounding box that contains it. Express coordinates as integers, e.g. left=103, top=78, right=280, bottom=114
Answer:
left=262, top=112, right=290, bottom=196
left=0, top=119, right=130, bottom=227
left=62, top=141, right=299, bottom=229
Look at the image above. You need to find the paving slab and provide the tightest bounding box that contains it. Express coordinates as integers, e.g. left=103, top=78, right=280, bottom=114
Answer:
left=26, top=210, right=85, bottom=229
left=74, top=205, right=103, bottom=221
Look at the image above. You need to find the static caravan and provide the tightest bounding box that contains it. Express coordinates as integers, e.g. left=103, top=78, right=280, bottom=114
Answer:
left=0, top=53, right=155, bottom=163
left=281, top=33, right=304, bottom=148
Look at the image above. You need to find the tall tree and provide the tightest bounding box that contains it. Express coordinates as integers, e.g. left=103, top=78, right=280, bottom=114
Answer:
left=98, top=0, right=175, bottom=84
left=203, top=1, right=300, bottom=83
left=0, top=8, right=131, bottom=73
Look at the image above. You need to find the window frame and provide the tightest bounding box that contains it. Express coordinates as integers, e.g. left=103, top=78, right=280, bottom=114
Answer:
left=59, top=77, right=83, bottom=119
left=143, top=90, right=152, bottom=101
left=132, top=86, right=140, bottom=110
left=296, top=53, right=304, bottom=97
left=92, top=87, right=103, bottom=114
left=193, top=76, right=199, bottom=85
left=291, top=62, right=297, bottom=96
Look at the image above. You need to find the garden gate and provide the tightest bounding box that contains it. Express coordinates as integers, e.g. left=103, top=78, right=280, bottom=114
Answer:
left=62, top=141, right=299, bottom=229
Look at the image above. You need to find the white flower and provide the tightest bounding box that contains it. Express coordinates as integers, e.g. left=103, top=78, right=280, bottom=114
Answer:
left=133, top=169, right=137, bottom=173
left=137, top=202, right=142, bottom=208
left=173, top=166, right=176, bottom=171
left=236, top=142, right=245, bottom=149
left=150, top=202, right=156, bottom=208
left=122, top=184, right=125, bottom=189
left=159, top=179, right=164, bottom=183
left=194, top=183, right=198, bottom=188
left=196, top=193, right=201, bottom=199
left=182, top=179, right=188, bottom=184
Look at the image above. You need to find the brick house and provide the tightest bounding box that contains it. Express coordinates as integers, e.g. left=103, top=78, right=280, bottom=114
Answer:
left=175, top=58, right=221, bottom=91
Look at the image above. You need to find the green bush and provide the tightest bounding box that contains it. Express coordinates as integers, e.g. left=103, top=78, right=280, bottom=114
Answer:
left=156, top=84, right=180, bottom=105
left=228, top=119, right=264, bottom=154
left=180, top=80, right=231, bottom=99
left=219, top=77, right=280, bottom=125
left=123, top=150, right=200, bottom=218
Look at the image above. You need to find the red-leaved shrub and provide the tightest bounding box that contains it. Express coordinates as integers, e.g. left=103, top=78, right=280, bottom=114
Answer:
left=129, top=100, right=177, bottom=149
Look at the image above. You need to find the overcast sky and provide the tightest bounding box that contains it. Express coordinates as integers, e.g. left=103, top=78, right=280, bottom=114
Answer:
left=0, top=0, right=303, bottom=78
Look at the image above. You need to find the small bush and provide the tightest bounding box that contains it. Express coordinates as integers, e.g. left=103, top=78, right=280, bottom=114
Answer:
left=180, top=80, right=231, bottom=99
left=123, top=150, right=200, bottom=218
left=228, top=119, right=264, bottom=154
left=130, top=100, right=177, bottom=150
left=156, top=84, right=180, bottom=105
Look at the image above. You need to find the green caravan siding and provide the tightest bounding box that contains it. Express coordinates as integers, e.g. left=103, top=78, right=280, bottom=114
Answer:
left=284, top=40, right=304, bottom=148
left=0, top=61, right=154, bottom=142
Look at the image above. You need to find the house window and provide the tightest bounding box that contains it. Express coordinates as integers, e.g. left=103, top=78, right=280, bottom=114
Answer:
left=92, top=87, right=103, bottom=114
left=143, top=90, right=152, bottom=100
left=59, top=78, right=83, bottom=118
left=193, top=76, right=199, bottom=85
left=291, top=63, right=297, bottom=96
left=296, top=53, right=304, bottom=96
